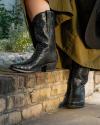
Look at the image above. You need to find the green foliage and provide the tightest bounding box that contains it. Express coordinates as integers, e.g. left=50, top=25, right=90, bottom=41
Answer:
left=0, top=39, right=11, bottom=51
left=0, top=32, right=33, bottom=52
left=0, top=0, right=24, bottom=39
left=0, top=0, right=33, bottom=52
left=0, top=2, right=12, bottom=39
left=13, top=35, right=33, bottom=52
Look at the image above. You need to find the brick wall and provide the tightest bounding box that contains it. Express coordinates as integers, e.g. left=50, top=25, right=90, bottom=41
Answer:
left=0, top=70, right=99, bottom=125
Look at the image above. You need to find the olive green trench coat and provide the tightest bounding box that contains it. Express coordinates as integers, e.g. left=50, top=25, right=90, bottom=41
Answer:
left=22, top=0, right=100, bottom=70
left=48, top=0, right=100, bottom=70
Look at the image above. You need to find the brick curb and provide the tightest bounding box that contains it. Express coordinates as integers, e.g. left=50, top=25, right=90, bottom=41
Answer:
left=0, top=70, right=99, bottom=125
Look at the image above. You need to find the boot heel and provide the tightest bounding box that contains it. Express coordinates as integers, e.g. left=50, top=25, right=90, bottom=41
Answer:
left=47, top=62, right=56, bottom=70
left=42, top=62, right=56, bottom=72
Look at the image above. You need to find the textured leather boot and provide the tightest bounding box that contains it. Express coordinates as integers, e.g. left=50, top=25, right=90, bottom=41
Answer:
left=65, top=61, right=89, bottom=108
left=10, top=11, right=57, bottom=73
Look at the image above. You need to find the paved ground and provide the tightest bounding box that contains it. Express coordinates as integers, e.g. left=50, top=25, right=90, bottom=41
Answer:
left=21, top=92, right=100, bottom=125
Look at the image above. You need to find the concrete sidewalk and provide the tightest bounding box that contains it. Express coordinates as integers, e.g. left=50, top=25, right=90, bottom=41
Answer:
left=21, top=92, right=100, bottom=125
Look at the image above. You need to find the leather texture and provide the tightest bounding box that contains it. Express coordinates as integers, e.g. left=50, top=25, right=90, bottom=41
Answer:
left=10, top=11, right=57, bottom=73
left=63, top=61, right=89, bottom=108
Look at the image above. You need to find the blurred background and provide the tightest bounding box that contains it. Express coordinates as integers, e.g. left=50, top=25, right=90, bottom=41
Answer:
left=0, top=0, right=33, bottom=53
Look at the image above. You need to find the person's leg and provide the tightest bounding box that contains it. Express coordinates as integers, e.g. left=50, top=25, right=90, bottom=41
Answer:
left=24, top=0, right=50, bottom=21
left=24, top=0, right=50, bottom=48
left=10, top=0, right=57, bottom=73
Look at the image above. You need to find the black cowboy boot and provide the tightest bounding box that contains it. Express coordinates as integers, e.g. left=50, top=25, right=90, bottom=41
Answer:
left=10, top=11, right=57, bottom=73
left=63, top=61, right=89, bottom=108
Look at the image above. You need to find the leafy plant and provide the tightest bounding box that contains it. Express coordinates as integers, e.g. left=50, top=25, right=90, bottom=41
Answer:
left=13, top=35, right=33, bottom=52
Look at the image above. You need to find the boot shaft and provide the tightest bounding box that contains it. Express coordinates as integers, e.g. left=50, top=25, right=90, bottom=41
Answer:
left=31, top=11, right=57, bottom=62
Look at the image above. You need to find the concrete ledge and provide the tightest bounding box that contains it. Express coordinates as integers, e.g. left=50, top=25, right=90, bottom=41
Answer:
left=0, top=70, right=99, bottom=125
